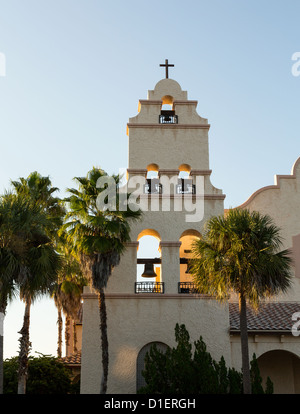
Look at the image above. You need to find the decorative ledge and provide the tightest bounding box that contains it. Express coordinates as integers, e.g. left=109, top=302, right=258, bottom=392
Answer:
left=82, top=292, right=214, bottom=300
left=173, top=100, right=198, bottom=106
left=127, top=123, right=210, bottom=130
left=125, top=241, right=139, bottom=248
left=138, top=193, right=226, bottom=200
left=158, top=169, right=180, bottom=176
left=159, top=241, right=182, bottom=248
left=189, top=169, right=212, bottom=176
left=127, top=168, right=148, bottom=175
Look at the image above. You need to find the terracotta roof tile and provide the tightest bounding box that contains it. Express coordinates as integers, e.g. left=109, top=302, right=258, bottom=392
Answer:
left=59, top=351, right=81, bottom=365
left=229, top=302, right=300, bottom=333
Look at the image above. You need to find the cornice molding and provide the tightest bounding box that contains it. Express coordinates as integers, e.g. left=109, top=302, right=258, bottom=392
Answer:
left=159, top=241, right=182, bottom=248
left=127, top=123, right=210, bottom=130
left=82, top=292, right=213, bottom=300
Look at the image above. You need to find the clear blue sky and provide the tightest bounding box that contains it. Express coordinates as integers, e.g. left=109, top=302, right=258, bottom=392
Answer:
left=0, top=0, right=299, bottom=358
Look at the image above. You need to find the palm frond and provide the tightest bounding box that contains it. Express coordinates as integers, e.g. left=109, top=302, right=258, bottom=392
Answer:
left=191, top=208, right=293, bottom=306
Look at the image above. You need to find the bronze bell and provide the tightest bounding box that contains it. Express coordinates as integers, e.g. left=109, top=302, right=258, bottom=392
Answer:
left=141, top=263, right=157, bottom=278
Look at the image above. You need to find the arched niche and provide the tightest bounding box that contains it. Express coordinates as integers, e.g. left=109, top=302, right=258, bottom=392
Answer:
left=136, top=342, right=169, bottom=392
left=178, top=165, right=194, bottom=194
left=257, top=350, right=300, bottom=394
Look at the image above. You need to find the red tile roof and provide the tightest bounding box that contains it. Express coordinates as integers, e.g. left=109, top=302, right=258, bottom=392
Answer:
left=59, top=351, right=81, bottom=365
left=229, top=302, right=300, bottom=333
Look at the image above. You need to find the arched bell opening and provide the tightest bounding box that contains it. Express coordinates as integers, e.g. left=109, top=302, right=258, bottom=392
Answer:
left=161, top=95, right=174, bottom=106
left=136, top=230, right=163, bottom=293
left=159, top=95, right=177, bottom=124
left=178, top=230, right=201, bottom=293
left=177, top=164, right=194, bottom=195
left=145, top=164, right=161, bottom=195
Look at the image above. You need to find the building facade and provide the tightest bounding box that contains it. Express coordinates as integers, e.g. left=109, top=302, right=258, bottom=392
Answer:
left=79, top=76, right=300, bottom=394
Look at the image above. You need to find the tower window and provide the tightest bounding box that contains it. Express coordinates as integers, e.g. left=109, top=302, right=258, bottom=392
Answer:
left=144, top=169, right=162, bottom=194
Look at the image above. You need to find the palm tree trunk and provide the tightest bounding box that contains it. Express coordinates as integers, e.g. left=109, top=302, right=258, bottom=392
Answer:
left=239, top=292, right=251, bottom=394
left=0, top=303, right=6, bottom=395
left=98, top=288, right=108, bottom=394
left=73, top=319, right=78, bottom=353
left=18, top=297, right=32, bottom=394
left=57, top=305, right=63, bottom=358
left=65, top=315, right=70, bottom=355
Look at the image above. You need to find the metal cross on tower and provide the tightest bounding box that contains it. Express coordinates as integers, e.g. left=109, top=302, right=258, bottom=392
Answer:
left=159, top=59, right=174, bottom=79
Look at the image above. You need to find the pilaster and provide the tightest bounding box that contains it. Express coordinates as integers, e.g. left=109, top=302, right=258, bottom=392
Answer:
left=159, top=241, right=181, bottom=294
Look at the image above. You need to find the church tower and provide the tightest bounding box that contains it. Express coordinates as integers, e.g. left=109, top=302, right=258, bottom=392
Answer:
left=80, top=62, right=231, bottom=394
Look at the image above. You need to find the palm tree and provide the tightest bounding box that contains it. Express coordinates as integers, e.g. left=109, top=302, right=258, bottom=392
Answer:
left=0, top=192, right=61, bottom=394
left=16, top=205, right=61, bottom=394
left=0, top=193, right=29, bottom=394
left=60, top=277, right=83, bottom=354
left=53, top=268, right=86, bottom=357
left=11, top=172, right=64, bottom=394
left=63, top=167, right=141, bottom=394
left=191, top=208, right=292, bottom=394
left=11, top=171, right=65, bottom=239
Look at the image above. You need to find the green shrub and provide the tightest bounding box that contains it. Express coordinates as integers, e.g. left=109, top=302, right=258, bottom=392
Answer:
left=3, top=354, right=74, bottom=394
left=138, top=324, right=272, bottom=394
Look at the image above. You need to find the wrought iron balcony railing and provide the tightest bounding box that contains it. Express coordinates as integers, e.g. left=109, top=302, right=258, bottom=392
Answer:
left=178, top=282, right=200, bottom=294
left=159, top=110, right=178, bottom=124
left=143, top=178, right=162, bottom=194
left=176, top=178, right=195, bottom=194
left=176, top=184, right=196, bottom=194
left=135, top=282, right=165, bottom=294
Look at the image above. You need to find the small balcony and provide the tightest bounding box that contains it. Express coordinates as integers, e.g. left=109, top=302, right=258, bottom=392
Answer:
left=144, top=178, right=162, bottom=194
left=176, top=178, right=196, bottom=195
left=135, top=282, right=165, bottom=294
left=178, top=282, right=200, bottom=294
left=159, top=110, right=178, bottom=124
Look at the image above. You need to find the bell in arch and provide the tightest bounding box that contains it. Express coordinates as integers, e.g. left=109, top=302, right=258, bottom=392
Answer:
left=141, top=263, right=157, bottom=278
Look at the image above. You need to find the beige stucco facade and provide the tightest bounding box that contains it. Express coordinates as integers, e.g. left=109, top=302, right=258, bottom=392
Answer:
left=230, top=157, right=300, bottom=393
left=238, top=157, right=300, bottom=301
left=80, top=77, right=300, bottom=394
left=81, top=291, right=230, bottom=393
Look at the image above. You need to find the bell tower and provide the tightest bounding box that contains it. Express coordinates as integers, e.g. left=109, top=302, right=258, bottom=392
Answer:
left=108, top=65, right=225, bottom=295
left=80, top=65, right=231, bottom=394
